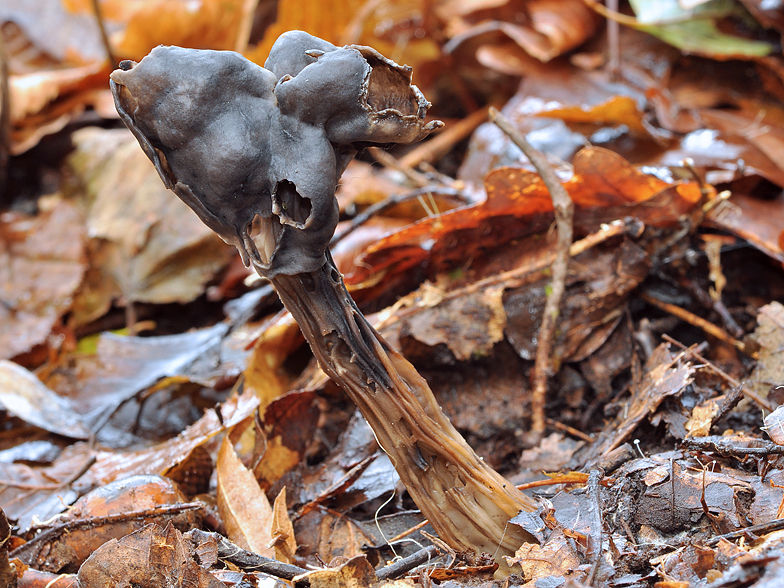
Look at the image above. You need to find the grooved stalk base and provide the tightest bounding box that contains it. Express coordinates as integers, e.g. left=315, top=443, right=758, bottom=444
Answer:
left=270, top=256, right=536, bottom=563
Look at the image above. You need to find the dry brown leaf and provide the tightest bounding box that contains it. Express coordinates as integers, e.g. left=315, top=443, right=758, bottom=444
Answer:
left=216, top=434, right=274, bottom=558
left=748, top=302, right=784, bottom=401
left=270, top=487, right=297, bottom=564
left=505, top=528, right=583, bottom=581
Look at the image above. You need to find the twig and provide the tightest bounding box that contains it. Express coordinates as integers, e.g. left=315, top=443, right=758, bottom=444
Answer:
left=682, top=436, right=784, bottom=456
left=586, top=469, right=604, bottom=586
left=706, top=517, right=784, bottom=546
left=662, top=334, right=774, bottom=411
left=11, top=501, right=203, bottom=564
left=489, top=107, right=574, bottom=439
left=398, top=107, right=489, bottom=169
left=641, top=291, right=753, bottom=357
left=331, top=186, right=468, bottom=246
left=0, top=32, right=9, bottom=195
left=385, top=519, right=430, bottom=544
left=376, top=545, right=442, bottom=580
left=90, top=0, right=118, bottom=69
left=546, top=418, right=593, bottom=443
left=606, top=0, right=620, bottom=76
left=368, top=146, right=430, bottom=187
left=189, top=529, right=308, bottom=581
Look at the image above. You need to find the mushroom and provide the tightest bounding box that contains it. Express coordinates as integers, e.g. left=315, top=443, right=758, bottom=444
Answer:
left=110, top=31, right=537, bottom=566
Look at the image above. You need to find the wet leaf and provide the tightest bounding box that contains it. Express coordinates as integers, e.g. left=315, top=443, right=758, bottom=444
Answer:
left=0, top=442, right=95, bottom=533
left=350, top=146, right=704, bottom=288
left=0, top=360, right=90, bottom=439
left=87, top=386, right=259, bottom=484
left=44, top=323, right=230, bottom=435
left=707, top=192, right=784, bottom=264
left=12, top=474, right=195, bottom=572
left=0, top=199, right=87, bottom=360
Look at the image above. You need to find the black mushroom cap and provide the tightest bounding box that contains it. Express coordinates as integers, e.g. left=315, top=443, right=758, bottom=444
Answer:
left=110, top=31, right=442, bottom=278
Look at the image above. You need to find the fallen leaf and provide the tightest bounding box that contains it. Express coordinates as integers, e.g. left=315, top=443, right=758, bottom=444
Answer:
left=748, top=302, right=784, bottom=401
left=67, top=128, right=233, bottom=318
left=0, top=360, right=90, bottom=439
left=293, top=554, right=376, bottom=588
left=0, top=442, right=95, bottom=533
left=216, top=434, right=274, bottom=558
left=0, top=199, right=87, bottom=360
left=76, top=522, right=226, bottom=588
left=44, top=323, right=230, bottom=436
left=505, top=528, right=583, bottom=581
left=11, top=474, right=195, bottom=572
left=87, top=386, right=259, bottom=484
left=270, top=487, right=297, bottom=564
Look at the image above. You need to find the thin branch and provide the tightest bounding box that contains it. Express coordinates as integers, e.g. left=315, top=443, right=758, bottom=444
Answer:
left=662, top=334, right=774, bottom=411
left=189, top=529, right=308, bottom=581
left=90, top=0, right=118, bottom=69
left=376, top=545, right=442, bottom=580
left=586, top=469, right=604, bottom=586
left=489, top=107, right=574, bottom=439
left=331, top=186, right=468, bottom=246
left=642, top=292, right=753, bottom=357
left=398, top=107, right=489, bottom=169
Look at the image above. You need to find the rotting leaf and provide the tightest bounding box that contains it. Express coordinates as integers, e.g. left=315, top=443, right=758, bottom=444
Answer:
left=11, top=474, right=195, bottom=573
left=76, top=522, right=226, bottom=588
left=0, top=360, right=90, bottom=439
left=349, top=146, right=704, bottom=288
left=0, top=199, right=86, bottom=360
left=252, top=390, right=319, bottom=491
left=216, top=434, right=274, bottom=559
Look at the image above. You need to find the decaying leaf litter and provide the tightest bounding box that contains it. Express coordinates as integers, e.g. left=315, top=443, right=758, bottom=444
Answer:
left=2, top=1, right=784, bottom=587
